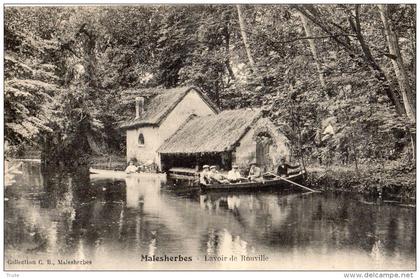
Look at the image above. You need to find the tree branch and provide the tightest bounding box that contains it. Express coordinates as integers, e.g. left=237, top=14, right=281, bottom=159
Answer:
left=294, top=5, right=355, bottom=53
left=271, top=34, right=357, bottom=44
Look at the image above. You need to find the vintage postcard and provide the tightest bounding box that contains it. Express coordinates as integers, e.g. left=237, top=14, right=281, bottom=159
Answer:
left=3, top=3, right=416, bottom=273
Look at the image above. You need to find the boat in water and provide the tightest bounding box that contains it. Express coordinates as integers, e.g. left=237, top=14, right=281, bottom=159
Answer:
left=90, top=167, right=313, bottom=193
left=166, top=167, right=309, bottom=192
left=200, top=172, right=306, bottom=191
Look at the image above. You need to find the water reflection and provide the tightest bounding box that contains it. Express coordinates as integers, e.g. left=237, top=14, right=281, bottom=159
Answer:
left=206, top=228, right=248, bottom=257
left=4, top=162, right=416, bottom=270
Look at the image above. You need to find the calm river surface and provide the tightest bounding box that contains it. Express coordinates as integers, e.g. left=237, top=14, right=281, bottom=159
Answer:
left=4, top=162, right=415, bottom=270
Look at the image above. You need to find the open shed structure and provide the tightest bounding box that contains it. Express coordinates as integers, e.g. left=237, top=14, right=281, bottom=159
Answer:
left=158, top=109, right=291, bottom=172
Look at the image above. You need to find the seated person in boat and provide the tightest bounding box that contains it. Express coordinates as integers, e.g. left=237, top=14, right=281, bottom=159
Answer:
left=247, top=162, right=262, bottom=182
left=277, top=158, right=300, bottom=177
left=227, top=164, right=244, bottom=183
left=125, top=161, right=139, bottom=174
left=208, top=165, right=229, bottom=184
left=200, top=165, right=211, bottom=185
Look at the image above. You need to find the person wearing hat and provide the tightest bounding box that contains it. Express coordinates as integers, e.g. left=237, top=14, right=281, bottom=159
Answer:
left=227, top=164, right=243, bottom=183
left=277, top=157, right=300, bottom=177
left=200, top=165, right=210, bottom=185
left=208, top=165, right=228, bottom=184
left=247, top=161, right=262, bottom=181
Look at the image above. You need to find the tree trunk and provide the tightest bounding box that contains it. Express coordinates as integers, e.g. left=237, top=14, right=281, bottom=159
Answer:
left=410, top=132, right=416, bottom=161
left=223, top=15, right=236, bottom=81
left=351, top=5, right=406, bottom=116
left=379, top=4, right=416, bottom=123
left=298, top=11, right=326, bottom=88
left=236, top=5, right=257, bottom=73
left=410, top=5, right=416, bottom=79
left=379, top=4, right=416, bottom=160
left=296, top=5, right=405, bottom=116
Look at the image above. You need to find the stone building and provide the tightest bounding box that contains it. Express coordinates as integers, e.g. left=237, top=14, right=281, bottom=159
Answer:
left=120, top=86, right=290, bottom=171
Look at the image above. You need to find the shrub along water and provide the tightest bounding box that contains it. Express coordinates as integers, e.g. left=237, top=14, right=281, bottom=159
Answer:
left=306, top=161, right=415, bottom=204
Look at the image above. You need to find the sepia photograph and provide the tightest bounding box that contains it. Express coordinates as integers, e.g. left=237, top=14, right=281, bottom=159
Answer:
left=3, top=2, right=416, bottom=272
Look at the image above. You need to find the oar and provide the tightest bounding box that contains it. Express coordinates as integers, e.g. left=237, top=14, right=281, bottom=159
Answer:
left=266, top=172, right=320, bottom=193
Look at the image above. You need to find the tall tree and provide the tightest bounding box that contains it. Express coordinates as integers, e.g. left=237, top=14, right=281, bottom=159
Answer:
left=4, top=7, right=61, bottom=148
left=295, top=5, right=406, bottom=115
left=379, top=4, right=416, bottom=123
left=297, top=11, right=326, bottom=88
left=236, top=5, right=258, bottom=73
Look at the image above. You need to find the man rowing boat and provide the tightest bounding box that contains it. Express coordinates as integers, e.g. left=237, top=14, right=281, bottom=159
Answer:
left=277, top=158, right=300, bottom=177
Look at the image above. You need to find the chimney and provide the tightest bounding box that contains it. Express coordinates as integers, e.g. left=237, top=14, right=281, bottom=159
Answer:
left=135, top=97, right=144, bottom=119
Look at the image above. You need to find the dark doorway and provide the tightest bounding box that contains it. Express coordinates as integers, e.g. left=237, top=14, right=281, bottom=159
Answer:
left=256, top=132, right=273, bottom=172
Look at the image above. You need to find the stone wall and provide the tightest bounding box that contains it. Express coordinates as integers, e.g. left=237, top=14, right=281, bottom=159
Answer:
left=126, top=126, right=160, bottom=164
left=233, top=117, right=290, bottom=171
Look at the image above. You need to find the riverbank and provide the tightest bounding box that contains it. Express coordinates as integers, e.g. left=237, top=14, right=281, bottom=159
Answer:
left=89, top=154, right=127, bottom=171
left=9, top=152, right=415, bottom=203
left=87, top=156, right=417, bottom=202
left=306, top=162, right=416, bottom=202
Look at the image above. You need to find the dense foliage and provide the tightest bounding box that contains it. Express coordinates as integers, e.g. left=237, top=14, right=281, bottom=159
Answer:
left=4, top=5, right=416, bottom=171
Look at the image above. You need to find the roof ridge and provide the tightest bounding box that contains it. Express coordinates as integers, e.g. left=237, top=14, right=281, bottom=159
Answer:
left=158, top=114, right=199, bottom=150
left=152, top=88, right=191, bottom=124
left=155, top=86, right=219, bottom=124
left=120, top=86, right=219, bottom=130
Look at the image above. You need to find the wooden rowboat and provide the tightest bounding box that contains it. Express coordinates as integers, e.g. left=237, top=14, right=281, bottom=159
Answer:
left=90, top=168, right=312, bottom=193
left=199, top=172, right=305, bottom=191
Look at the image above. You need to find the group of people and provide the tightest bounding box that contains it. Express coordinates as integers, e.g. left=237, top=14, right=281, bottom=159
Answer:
left=125, top=160, right=159, bottom=174
left=125, top=157, right=301, bottom=184
left=199, top=158, right=301, bottom=185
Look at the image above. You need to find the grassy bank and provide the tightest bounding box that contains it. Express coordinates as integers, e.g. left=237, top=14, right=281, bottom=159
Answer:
left=89, top=154, right=127, bottom=171
left=306, top=162, right=415, bottom=202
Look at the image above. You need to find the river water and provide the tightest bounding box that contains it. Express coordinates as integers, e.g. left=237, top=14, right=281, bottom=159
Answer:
left=4, top=162, right=415, bottom=270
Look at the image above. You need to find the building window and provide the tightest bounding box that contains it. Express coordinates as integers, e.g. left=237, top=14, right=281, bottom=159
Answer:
left=138, top=133, right=145, bottom=146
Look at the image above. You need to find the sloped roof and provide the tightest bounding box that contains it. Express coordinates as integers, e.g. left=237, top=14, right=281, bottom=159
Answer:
left=158, top=108, right=262, bottom=154
left=120, top=86, right=218, bottom=129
